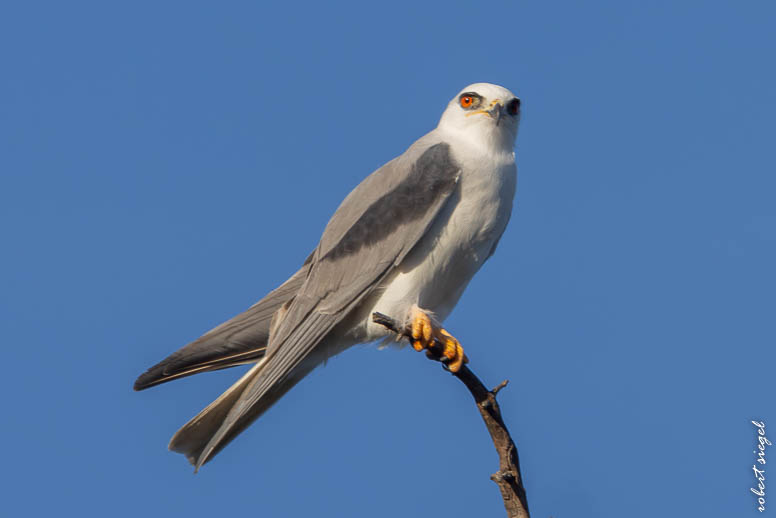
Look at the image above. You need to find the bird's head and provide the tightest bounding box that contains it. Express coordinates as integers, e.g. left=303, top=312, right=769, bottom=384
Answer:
left=437, top=83, right=520, bottom=151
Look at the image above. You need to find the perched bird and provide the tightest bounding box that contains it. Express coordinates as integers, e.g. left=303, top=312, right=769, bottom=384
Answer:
left=135, top=83, right=521, bottom=471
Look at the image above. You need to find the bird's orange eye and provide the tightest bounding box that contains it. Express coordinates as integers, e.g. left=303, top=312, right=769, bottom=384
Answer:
left=460, top=96, right=474, bottom=108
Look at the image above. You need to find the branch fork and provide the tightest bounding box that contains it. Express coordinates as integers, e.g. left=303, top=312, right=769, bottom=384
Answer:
left=371, top=312, right=530, bottom=518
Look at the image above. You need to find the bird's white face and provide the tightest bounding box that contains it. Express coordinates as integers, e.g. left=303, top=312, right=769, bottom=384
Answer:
left=437, top=83, right=520, bottom=152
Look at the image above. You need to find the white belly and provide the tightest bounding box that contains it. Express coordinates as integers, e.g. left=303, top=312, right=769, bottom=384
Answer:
left=362, top=144, right=517, bottom=340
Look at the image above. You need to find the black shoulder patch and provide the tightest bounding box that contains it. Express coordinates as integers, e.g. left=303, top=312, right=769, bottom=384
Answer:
left=324, top=143, right=459, bottom=261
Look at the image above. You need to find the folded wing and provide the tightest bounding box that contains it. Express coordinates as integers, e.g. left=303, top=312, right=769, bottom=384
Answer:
left=187, top=138, right=462, bottom=469
left=133, top=254, right=313, bottom=391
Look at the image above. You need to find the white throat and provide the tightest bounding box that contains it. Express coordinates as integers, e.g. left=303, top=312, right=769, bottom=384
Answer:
left=436, top=121, right=516, bottom=158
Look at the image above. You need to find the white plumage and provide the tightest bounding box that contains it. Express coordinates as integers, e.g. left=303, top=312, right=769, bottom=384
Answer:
left=135, top=82, right=521, bottom=470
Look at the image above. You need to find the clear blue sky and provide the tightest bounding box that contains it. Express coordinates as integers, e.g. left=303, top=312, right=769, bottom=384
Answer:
left=2, top=2, right=774, bottom=517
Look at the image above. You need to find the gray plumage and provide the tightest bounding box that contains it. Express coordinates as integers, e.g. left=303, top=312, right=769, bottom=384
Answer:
left=135, top=82, right=521, bottom=471
left=170, top=141, right=460, bottom=469
left=133, top=255, right=312, bottom=390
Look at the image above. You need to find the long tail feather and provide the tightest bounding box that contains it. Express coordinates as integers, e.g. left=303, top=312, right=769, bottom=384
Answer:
left=168, top=358, right=268, bottom=467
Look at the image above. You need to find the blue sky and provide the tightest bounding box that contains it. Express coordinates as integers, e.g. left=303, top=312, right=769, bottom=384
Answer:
left=2, top=1, right=774, bottom=517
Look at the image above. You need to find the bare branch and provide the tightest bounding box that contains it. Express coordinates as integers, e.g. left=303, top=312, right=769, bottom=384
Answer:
left=492, top=380, right=509, bottom=396
left=371, top=312, right=530, bottom=518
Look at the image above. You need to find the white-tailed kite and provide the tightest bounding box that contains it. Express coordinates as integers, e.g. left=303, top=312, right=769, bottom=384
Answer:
left=135, top=83, right=521, bottom=471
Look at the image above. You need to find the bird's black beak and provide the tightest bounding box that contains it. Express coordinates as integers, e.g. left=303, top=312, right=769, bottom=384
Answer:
left=488, top=102, right=505, bottom=126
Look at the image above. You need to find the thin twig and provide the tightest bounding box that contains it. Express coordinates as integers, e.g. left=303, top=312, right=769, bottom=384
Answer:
left=371, top=312, right=530, bottom=518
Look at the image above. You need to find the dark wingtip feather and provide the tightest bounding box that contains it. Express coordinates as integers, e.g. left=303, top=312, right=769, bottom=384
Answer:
left=133, top=345, right=267, bottom=392
left=133, top=368, right=163, bottom=391
left=133, top=261, right=311, bottom=392
left=134, top=358, right=183, bottom=391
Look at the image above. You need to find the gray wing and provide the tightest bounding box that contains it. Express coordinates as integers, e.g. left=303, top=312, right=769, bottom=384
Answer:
left=133, top=253, right=313, bottom=390
left=194, top=138, right=461, bottom=467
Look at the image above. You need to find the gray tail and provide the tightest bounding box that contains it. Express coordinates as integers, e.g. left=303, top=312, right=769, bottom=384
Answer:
left=168, top=358, right=308, bottom=471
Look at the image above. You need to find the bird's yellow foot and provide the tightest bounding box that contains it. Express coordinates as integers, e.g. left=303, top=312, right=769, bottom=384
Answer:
left=410, top=309, right=468, bottom=372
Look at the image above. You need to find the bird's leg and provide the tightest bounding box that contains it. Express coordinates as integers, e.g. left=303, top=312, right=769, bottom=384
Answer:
left=409, top=308, right=468, bottom=373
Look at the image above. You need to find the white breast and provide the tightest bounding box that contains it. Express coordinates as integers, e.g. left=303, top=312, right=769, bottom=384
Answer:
left=363, top=136, right=517, bottom=340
